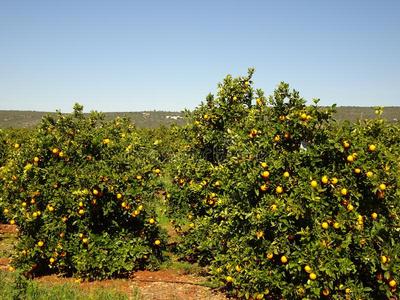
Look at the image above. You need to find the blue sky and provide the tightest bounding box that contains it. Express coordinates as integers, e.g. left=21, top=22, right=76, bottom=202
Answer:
left=0, top=0, right=399, bottom=112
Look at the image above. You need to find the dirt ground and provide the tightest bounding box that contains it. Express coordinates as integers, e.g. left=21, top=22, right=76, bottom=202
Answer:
left=0, top=224, right=226, bottom=300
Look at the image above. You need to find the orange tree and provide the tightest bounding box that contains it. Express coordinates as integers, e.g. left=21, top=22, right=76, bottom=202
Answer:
left=0, top=128, right=32, bottom=222
left=0, top=104, right=167, bottom=279
left=167, top=70, right=400, bottom=299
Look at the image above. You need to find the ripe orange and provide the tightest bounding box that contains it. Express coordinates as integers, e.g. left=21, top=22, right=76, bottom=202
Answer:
left=273, top=135, right=280, bottom=142
left=371, top=212, right=378, bottom=220
left=266, top=253, right=273, bottom=260
left=309, top=273, right=317, bottom=280
left=311, top=180, right=318, bottom=188
left=256, top=231, right=264, bottom=239
left=261, top=171, right=270, bottom=179
left=149, top=218, right=155, bottom=224
left=260, top=184, right=268, bottom=192
left=283, top=171, right=290, bottom=178
left=379, top=183, right=386, bottom=191
left=347, top=204, right=354, bottom=211
left=347, top=155, right=354, bottom=162
left=380, top=255, right=388, bottom=264
left=226, top=276, right=233, bottom=283
left=354, top=168, right=361, bottom=174
left=368, top=144, right=376, bottom=152
left=331, top=177, right=338, bottom=185
left=321, top=222, right=329, bottom=229
left=280, top=255, right=288, bottom=264
left=37, top=241, right=44, bottom=247
left=271, top=204, right=277, bottom=211
left=154, top=239, right=161, bottom=246
left=343, top=141, right=350, bottom=148
left=276, top=186, right=283, bottom=194
left=304, top=265, right=312, bottom=273
left=321, top=176, right=329, bottom=184
left=389, top=280, right=397, bottom=288
left=341, top=188, right=348, bottom=196
left=333, top=222, right=340, bottom=229
left=235, top=265, right=241, bottom=272
left=366, top=171, right=373, bottom=178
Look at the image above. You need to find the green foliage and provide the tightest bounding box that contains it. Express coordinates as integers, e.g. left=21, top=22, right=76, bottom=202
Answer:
left=0, top=106, right=167, bottom=279
left=167, top=69, right=400, bottom=299
left=0, top=69, right=399, bottom=299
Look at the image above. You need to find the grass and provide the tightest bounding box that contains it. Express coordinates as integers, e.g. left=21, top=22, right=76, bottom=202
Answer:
left=0, top=270, right=139, bottom=300
left=0, top=232, right=17, bottom=258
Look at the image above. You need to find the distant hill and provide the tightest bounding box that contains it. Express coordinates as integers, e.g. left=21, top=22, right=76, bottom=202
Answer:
left=0, top=107, right=399, bottom=129
left=0, top=110, right=187, bottom=128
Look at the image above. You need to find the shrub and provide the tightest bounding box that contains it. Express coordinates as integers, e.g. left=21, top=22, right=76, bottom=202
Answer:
left=167, top=70, right=400, bottom=299
left=0, top=104, right=167, bottom=279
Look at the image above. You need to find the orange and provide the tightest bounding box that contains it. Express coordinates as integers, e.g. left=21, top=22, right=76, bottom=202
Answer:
left=389, top=280, right=397, bottom=288
left=311, top=180, right=318, bottom=188
left=261, top=171, right=270, bottom=179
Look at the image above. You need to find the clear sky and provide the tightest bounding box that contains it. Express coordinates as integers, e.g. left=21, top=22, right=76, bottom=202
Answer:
left=1, top=0, right=399, bottom=112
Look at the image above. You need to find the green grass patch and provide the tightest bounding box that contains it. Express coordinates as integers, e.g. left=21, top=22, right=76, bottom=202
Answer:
left=0, top=271, right=138, bottom=300
left=0, top=232, right=17, bottom=258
